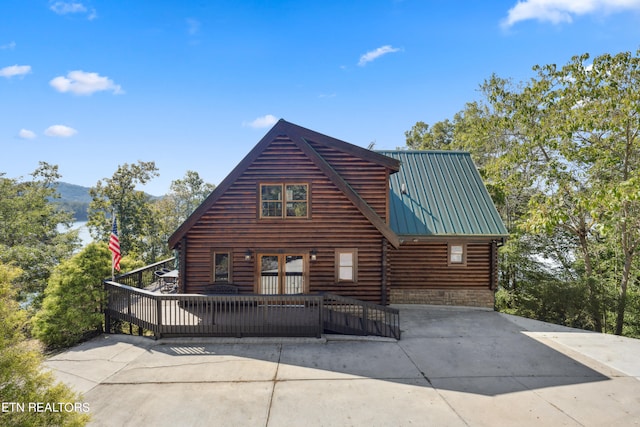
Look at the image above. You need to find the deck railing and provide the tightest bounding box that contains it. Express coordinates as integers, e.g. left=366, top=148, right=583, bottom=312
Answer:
left=104, top=281, right=400, bottom=339
left=322, top=293, right=401, bottom=340
left=113, top=257, right=176, bottom=289
left=105, top=281, right=324, bottom=338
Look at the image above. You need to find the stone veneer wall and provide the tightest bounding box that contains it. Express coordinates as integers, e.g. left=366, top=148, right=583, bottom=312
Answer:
left=390, top=288, right=495, bottom=309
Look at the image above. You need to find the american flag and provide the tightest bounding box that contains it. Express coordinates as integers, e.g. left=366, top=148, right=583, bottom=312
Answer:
left=109, top=215, right=121, bottom=272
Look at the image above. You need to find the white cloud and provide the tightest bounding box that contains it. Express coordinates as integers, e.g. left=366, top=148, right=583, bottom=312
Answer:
left=50, top=70, right=124, bottom=95
left=502, top=0, right=640, bottom=28
left=50, top=2, right=97, bottom=20
left=44, top=125, right=78, bottom=137
left=0, top=64, right=31, bottom=78
left=18, top=129, right=36, bottom=139
left=358, top=45, right=401, bottom=66
left=243, top=114, right=278, bottom=129
left=0, top=41, right=16, bottom=50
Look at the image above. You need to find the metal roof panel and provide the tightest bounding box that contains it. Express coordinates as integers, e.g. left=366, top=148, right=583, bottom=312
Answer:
left=377, top=150, right=508, bottom=237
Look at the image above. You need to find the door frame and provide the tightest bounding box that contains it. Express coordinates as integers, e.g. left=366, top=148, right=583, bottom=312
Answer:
left=255, top=252, right=308, bottom=294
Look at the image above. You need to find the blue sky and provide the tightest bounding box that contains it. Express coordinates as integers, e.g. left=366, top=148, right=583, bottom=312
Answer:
left=2, top=0, right=640, bottom=196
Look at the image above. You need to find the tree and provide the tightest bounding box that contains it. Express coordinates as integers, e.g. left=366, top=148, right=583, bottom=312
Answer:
left=147, top=171, right=216, bottom=260
left=407, top=49, right=640, bottom=336
left=31, top=243, right=111, bottom=348
left=559, top=51, right=640, bottom=335
left=0, top=263, right=89, bottom=426
left=0, top=163, right=78, bottom=302
left=168, top=170, right=216, bottom=223
left=405, top=119, right=454, bottom=150
left=87, top=161, right=159, bottom=262
left=32, top=243, right=143, bottom=349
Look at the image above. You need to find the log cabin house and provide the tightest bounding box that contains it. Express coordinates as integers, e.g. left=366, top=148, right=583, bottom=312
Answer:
left=168, top=119, right=508, bottom=308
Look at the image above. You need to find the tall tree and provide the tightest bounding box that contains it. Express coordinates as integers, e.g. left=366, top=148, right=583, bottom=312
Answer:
left=87, top=161, right=159, bottom=262
left=148, top=170, right=216, bottom=260
left=559, top=51, right=640, bottom=334
left=407, top=50, right=640, bottom=335
left=0, top=163, right=78, bottom=300
left=168, top=170, right=216, bottom=223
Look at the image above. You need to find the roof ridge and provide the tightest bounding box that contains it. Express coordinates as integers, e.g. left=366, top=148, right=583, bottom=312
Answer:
left=376, top=149, right=471, bottom=155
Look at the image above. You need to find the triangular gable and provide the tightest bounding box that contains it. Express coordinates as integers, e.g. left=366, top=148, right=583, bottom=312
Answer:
left=169, top=119, right=401, bottom=249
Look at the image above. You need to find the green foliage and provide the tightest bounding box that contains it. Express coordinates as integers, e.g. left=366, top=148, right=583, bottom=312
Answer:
left=408, top=49, right=640, bottom=337
left=0, top=163, right=78, bottom=301
left=150, top=170, right=216, bottom=254
left=88, top=165, right=214, bottom=264
left=87, top=161, right=159, bottom=262
left=496, top=278, right=600, bottom=331
left=31, top=243, right=143, bottom=349
left=0, top=263, right=89, bottom=426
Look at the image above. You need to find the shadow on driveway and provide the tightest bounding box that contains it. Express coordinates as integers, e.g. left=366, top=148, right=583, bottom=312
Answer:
left=46, top=305, right=640, bottom=426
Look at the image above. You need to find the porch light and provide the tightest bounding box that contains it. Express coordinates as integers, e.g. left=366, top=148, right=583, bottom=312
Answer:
left=310, top=249, right=317, bottom=261
left=244, top=249, right=252, bottom=261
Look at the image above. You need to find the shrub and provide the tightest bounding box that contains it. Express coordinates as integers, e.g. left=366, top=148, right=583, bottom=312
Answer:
left=1, top=263, right=89, bottom=426
left=32, top=243, right=112, bottom=349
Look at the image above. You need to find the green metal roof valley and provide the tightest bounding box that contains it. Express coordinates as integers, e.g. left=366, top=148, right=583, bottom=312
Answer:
left=377, top=150, right=508, bottom=237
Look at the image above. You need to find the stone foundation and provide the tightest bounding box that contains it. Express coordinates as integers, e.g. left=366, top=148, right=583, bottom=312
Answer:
left=390, top=288, right=495, bottom=309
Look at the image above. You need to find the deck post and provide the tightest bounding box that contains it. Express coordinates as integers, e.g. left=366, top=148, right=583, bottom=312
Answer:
left=156, top=297, right=163, bottom=335
left=104, top=310, right=111, bottom=334
left=362, top=304, right=368, bottom=335
left=103, top=281, right=111, bottom=334
left=317, top=296, right=324, bottom=338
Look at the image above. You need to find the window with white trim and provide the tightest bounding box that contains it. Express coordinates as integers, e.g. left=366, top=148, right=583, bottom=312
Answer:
left=335, top=249, right=357, bottom=282
left=448, top=243, right=466, bottom=266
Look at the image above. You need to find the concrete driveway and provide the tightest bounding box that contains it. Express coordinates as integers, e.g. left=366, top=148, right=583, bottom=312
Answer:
left=45, top=306, right=640, bottom=426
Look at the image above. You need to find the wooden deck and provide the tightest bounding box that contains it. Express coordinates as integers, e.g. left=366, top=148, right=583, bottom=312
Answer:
left=104, top=281, right=400, bottom=339
left=105, top=259, right=400, bottom=339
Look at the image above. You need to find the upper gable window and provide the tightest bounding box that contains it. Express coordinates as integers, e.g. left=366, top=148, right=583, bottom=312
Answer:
left=260, top=183, right=308, bottom=218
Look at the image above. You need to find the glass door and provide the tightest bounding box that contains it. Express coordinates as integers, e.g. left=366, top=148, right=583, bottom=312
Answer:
left=259, top=254, right=306, bottom=294
left=284, top=255, right=304, bottom=294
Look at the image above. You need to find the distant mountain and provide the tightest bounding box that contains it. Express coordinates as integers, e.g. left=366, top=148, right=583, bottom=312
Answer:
left=54, top=182, right=93, bottom=203
left=52, top=182, right=162, bottom=222
left=53, top=182, right=92, bottom=221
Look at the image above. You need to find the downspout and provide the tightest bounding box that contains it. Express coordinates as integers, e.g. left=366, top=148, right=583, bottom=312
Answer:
left=490, top=240, right=498, bottom=290
left=490, top=238, right=506, bottom=291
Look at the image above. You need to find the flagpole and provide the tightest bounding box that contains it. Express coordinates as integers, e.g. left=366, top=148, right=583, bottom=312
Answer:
left=111, top=211, right=115, bottom=281
left=109, top=211, right=121, bottom=281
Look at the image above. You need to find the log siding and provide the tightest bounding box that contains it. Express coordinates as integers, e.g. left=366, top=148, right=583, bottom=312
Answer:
left=169, top=120, right=507, bottom=308
left=387, top=239, right=498, bottom=307
left=181, top=136, right=392, bottom=303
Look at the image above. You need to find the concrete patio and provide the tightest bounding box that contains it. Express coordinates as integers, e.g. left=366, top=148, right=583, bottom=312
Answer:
left=45, top=305, right=640, bottom=426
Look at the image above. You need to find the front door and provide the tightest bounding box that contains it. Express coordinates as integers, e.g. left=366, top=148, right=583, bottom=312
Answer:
left=259, top=254, right=306, bottom=294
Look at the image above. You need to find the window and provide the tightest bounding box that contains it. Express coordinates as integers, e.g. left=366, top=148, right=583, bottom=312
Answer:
left=260, top=183, right=308, bottom=218
left=448, top=243, right=466, bottom=266
left=286, top=184, right=308, bottom=217
left=212, top=251, right=231, bottom=282
left=335, top=249, right=357, bottom=282
left=261, top=185, right=282, bottom=217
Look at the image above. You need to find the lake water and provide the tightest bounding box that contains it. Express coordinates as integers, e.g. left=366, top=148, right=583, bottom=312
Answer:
left=58, top=221, right=93, bottom=247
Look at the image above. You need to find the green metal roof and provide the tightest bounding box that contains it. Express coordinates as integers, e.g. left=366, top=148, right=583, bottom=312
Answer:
left=377, top=150, right=508, bottom=237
